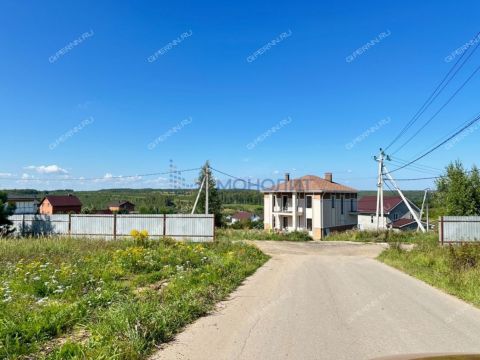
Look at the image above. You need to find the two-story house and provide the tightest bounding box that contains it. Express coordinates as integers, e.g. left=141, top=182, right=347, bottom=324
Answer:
left=357, top=195, right=422, bottom=231
left=263, top=173, right=358, bottom=240
left=39, top=195, right=82, bottom=215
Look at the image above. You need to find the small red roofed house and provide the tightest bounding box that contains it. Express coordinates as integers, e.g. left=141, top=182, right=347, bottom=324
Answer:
left=39, top=195, right=82, bottom=215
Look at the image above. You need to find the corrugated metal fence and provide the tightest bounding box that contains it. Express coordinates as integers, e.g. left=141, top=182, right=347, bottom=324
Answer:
left=439, top=216, right=480, bottom=243
left=8, top=214, right=215, bottom=242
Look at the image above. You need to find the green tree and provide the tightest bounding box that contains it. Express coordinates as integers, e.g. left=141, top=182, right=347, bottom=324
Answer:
left=0, top=192, right=15, bottom=236
left=435, top=161, right=480, bottom=215
left=195, top=162, right=223, bottom=226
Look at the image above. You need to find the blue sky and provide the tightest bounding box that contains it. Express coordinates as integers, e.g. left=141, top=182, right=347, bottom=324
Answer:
left=1, top=0, right=480, bottom=190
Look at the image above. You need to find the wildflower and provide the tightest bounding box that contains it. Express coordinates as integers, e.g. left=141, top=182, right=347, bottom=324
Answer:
left=2, top=296, right=12, bottom=303
left=33, top=276, right=41, bottom=281
left=36, top=297, right=48, bottom=305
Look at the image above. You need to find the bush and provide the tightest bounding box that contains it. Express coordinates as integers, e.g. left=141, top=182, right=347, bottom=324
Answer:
left=448, top=244, right=480, bottom=271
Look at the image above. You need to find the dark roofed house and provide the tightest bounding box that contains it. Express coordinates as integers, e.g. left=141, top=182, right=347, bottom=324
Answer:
left=39, top=194, right=82, bottom=215
left=108, top=200, right=135, bottom=213
left=357, top=195, right=422, bottom=231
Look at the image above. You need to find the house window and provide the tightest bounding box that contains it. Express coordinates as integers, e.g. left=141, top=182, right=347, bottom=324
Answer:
left=331, top=197, right=335, bottom=208
left=341, top=197, right=344, bottom=214
left=283, top=217, right=289, bottom=229
left=351, top=199, right=354, bottom=212
left=306, top=196, right=312, bottom=209
left=371, top=215, right=374, bottom=223
left=273, top=216, right=276, bottom=228
left=393, top=213, right=399, bottom=220
left=307, top=218, right=312, bottom=231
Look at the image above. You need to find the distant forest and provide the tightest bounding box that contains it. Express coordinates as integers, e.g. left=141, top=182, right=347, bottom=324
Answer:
left=3, top=188, right=428, bottom=215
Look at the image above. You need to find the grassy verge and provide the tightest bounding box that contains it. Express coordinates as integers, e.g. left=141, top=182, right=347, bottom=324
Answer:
left=324, top=230, right=437, bottom=243
left=216, top=228, right=312, bottom=242
left=378, top=236, right=480, bottom=307
left=0, top=237, right=268, bottom=359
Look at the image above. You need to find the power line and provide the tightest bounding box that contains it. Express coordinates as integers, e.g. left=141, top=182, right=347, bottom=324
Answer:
left=388, top=112, right=480, bottom=174
left=392, top=59, right=480, bottom=155
left=390, top=156, right=442, bottom=172
left=384, top=31, right=480, bottom=151
left=210, top=167, right=262, bottom=189
left=406, top=110, right=480, bottom=161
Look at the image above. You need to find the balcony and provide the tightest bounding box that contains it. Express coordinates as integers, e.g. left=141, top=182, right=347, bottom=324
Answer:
left=273, top=205, right=304, bottom=213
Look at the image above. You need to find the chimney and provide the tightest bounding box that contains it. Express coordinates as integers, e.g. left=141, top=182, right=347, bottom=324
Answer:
left=325, top=172, right=333, bottom=182
left=285, top=173, right=290, bottom=182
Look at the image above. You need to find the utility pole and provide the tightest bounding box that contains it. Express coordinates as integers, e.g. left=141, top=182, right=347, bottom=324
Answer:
left=205, top=162, right=209, bottom=215
left=374, top=149, right=387, bottom=231
left=419, top=188, right=430, bottom=232
left=383, top=166, right=426, bottom=233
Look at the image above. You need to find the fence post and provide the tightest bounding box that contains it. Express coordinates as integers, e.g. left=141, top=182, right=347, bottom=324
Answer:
left=213, top=215, right=216, bottom=242
left=21, top=214, right=25, bottom=237
left=440, top=216, right=444, bottom=245
left=68, top=213, right=72, bottom=237
left=163, top=214, right=166, bottom=238
left=113, top=213, right=117, bottom=241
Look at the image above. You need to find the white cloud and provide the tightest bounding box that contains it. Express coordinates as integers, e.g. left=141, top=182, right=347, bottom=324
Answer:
left=25, top=165, right=68, bottom=174
left=0, top=173, right=12, bottom=177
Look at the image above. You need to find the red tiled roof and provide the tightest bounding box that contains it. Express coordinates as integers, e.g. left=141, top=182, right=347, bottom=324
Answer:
left=41, top=195, right=82, bottom=207
left=232, top=211, right=254, bottom=220
left=263, top=175, right=357, bottom=193
left=391, top=218, right=416, bottom=228
left=358, top=196, right=403, bottom=213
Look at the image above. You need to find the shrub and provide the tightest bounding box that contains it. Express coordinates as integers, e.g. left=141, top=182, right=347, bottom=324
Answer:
left=448, top=244, right=480, bottom=271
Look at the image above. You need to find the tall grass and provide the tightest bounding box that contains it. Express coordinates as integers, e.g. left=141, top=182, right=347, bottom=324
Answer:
left=324, top=230, right=437, bottom=244
left=216, top=228, right=312, bottom=241
left=379, top=237, right=480, bottom=307
left=0, top=237, right=268, bottom=359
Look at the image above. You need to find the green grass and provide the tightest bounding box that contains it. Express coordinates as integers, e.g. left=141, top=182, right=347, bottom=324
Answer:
left=379, top=236, right=480, bottom=308
left=0, top=237, right=268, bottom=359
left=216, top=228, right=312, bottom=242
left=324, top=230, right=437, bottom=243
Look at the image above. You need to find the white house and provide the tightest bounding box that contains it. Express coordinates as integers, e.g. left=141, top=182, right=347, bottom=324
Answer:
left=262, top=173, right=358, bottom=240
left=7, top=195, right=38, bottom=214
left=357, top=195, right=422, bottom=231
left=230, top=211, right=261, bottom=224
